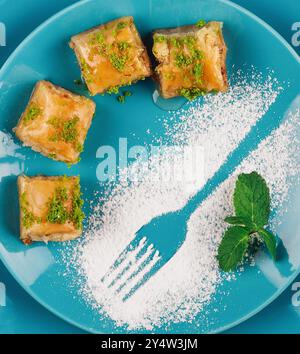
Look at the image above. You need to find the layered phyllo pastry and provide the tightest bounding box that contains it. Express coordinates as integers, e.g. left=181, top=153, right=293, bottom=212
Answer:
left=18, top=175, right=84, bottom=244
left=69, top=16, right=152, bottom=95
left=152, top=21, right=228, bottom=99
left=14, top=80, right=95, bottom=164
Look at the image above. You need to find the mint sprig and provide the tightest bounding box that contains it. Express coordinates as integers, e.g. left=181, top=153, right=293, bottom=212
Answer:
left=233, top=172, right=270, bottom=228
left=217, top=172, right=277, bottom=271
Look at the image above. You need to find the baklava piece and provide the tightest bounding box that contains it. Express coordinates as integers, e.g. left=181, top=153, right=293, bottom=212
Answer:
left=152, top=21, right=228, bottom=99
left=18, top=175, right=84, bottom=244
left=69, top=16, right=152, bottom=95
left=14, top=80, right=95, bottom=164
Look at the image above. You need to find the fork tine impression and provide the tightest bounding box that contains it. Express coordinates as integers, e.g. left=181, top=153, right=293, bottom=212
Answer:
left=120, top=251, right=161, bottom=301
left=101, top=232, right=161, bottom=301
left=101, top=236, right=147, bottom=284
left=107, top=239, right=151, bottom=289
left=114, top=243, right=156, bottom=293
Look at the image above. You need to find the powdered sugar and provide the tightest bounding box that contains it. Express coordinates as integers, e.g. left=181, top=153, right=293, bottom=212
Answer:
left=62, top=69, right=300, bottom=331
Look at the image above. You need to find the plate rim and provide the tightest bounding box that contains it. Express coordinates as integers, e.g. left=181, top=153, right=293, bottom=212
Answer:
left=0, top=0, right=299, bottom=334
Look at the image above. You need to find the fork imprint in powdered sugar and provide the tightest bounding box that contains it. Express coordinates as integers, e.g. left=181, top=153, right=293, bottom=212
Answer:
left=98, top=70, right=282, bottom=302
left=101, top=237, right=161, bottom=300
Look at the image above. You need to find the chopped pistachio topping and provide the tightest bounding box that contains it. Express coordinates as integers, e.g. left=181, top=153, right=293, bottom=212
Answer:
left=80, top=58, right=93, bottom=83
left=47, top=116, right=60, bottom=128
left=155, top=33, right=206, bottom=90
left=196, top=19, right=206, bottom=28
left=123, top=90, right=132, bottom=97
left=48, top=116, right=82, bottom=156
left=116, top=21, right=128, bottom=31
left=88, top=31, right=107, bottom=54
left=20, top=192, right=36, bottom=229
left=170, top=37, right=182, bottom=48
left=36, top=216, right=42, bottom=224
left=88, top=31, right=105, bottom=47
left=70, top=181, right=85, bottom=229
left=46, top=187, right=69, bottom=224
left=117, top=90, right=132, bottom=103
left=48, top=153, right=57, bottom=160
left=154, top=34, right=166, bottom=43
left=62, top=116, right=79, bottom=143
left=94, top=31, right=105, bottom=44
left=112, top=21, right=128, bottom=36
left=109, top=53, right=128, bottom=71
left=118, top=41, right=130, bottom=51
left=84, top=22, right=133, bottom=84
left=165, top=72, right=175, bottom=80
left=191, top=48, right=204, bottom=60
left=23, top=105, right=41, bottom=125
left=193, top=63, right=203, bottom=83
left=45, top=181, right=84, bottom=229
left=175, top=53, right=193, bottom=67
left=106, top=86, right=120, bottom=95
left=182, top=36, right=196, bottom=48
left=179, top=87, right=207, bottom=100
left=75, top=142, right=83, bottom=153
left=117, top=95, right=125, bottom=103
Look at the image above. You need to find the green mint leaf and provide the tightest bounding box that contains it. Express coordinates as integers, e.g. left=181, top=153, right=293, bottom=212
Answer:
left=224, top=216, right=254, bottom=228
left=259, top=228, right=277, bottom=260
left=217, top=226, right=250, bottom=272
left=233, top=171, right=270, bottom=228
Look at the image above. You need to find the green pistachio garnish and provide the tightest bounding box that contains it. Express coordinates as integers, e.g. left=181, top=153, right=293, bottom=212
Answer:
left=48, top=116, right=82, bottom=156
left=193, top=63, right=203, bottom=83
left=196, top=19, right=206, bottom=28
left=80, top=58, right=93, bottom=83
left=62, top=116, right=79, bottom=143
left=116, top=90, right=132, bottom=103
left=182, top=36, right=196, bottom=47
left=20, top=192, right=36, bottom=229
left=170, top=37, right=182, bottom=48
left=117, top=95, right=125, bottom=103
left=165, top=72, right=174, bottom=80
left=179, top=87, right=207, bottom=100
left=191, top=48, right=204, bottom=60
left=69, top=182, right=85, bottom=229
left=23, top=105, right=41, bottom=125
left=36, top=216, right=42, bottom=224
left=106, top=86, right=120, bottom=95
left=88, top=31, right=105, bottom=46
left=75, top=142, right=83, bottom=153
left=175, top=53, right=193, bottom=67
left=112, top=21, right=128, bottom=35
left=94, top=31, right=105, bottom=44
left=46, top=187, right=69, bottom=224
left=168, top=34, right=205, bottom=85
left=109, top=53, right=128, bottom=71
left=118, top=41, right=130, bottom=51
left=48, top=153, right=57, bottom=160
left=154, top=34, right=166, bottom=43
left=116, top=21, right=128, bottom=31
left=123, top=90, right=132, bottom=97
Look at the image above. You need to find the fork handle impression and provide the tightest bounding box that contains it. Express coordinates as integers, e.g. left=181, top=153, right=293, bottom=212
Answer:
left=180, top=98, right=292, bottom=219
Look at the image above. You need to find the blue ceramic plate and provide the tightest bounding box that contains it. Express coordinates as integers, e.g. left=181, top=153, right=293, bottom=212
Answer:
left=0, top=0, right=299, bottom=333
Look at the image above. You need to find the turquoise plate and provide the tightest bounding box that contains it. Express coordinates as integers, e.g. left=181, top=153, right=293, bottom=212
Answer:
left=0, top=0, right=299, bottom=333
